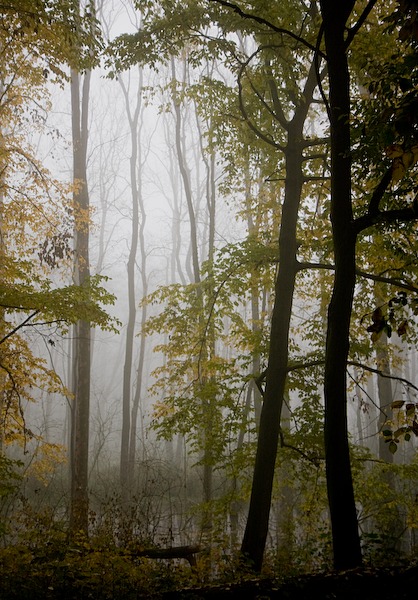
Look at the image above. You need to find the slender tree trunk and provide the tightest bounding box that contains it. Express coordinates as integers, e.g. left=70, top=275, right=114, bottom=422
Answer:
left=245, top=167, right=264, bottom=427
left=241, top=54, right=321, bottom=570
left=119, top=68, right=143, bottom=500
left=129, top=189, right=148, bottom=474
left=375, top=325, right=405, bottom=550
left=70, top=64, right=91, bottom=536
left=320, top=0, right=362, bottom=570
left=0, top=117, right=6, bottom=450
left=171, top=56, right=216, bottom=534
left=171, top=58, right=201, bottom=286
left=376, top=332, right=394, bottom=462
left=241, top=135, right=304, bottom=571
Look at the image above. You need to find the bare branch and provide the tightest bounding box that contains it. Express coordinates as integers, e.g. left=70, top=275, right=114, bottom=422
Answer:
left=296, top=260, right=418, bottom=293
left=0, top=311, right=40, bottom=345
left=285, top=357, right=418, bottom=394
left=348, top=361, right=418, bottom=394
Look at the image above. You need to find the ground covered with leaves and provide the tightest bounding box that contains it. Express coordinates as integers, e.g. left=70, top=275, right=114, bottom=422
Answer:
left=1, top=542, right=417, bottom=600
left=160, top=565, right=418, bottom=599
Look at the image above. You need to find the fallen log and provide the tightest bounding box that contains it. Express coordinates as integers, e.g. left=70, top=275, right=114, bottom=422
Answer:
left=135, top=544, right=202, bottom=568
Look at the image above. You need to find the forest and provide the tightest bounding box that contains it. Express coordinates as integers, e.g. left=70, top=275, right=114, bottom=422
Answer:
left=1, top=0, right=418, bottom=598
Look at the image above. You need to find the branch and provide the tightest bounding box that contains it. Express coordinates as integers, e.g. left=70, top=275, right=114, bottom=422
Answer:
left=356, top=202, right=418, bottom=233
left=314, top=23, right=330, bottom=120
left=355, top=269, right=418, bottom=293
left=302, top=136, right=330, bottom=149
left=352, top=155, right=418, bottom=233
left=266, top=69, right=289, bottom=129
left=279, top=429, right=323, bottom=466
left=286, top=357, right=418, bottom=394
left=367, top=168, right=393, bottom=217
left=207, top=0, right=325, bottom=57
left=0, top=311, right=40, bottom=345
left=296, top=261, right=418, bottom=293
left=345, top=0, right=379, bottom=49
left=237, top=48, right=286, bottom=150
left=348, top=361, right=418, bottom=393
left=286, top=358, right=325, bottom=374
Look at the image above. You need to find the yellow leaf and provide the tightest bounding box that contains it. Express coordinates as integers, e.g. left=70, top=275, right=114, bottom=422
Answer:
left=391, top=157, right=406, bottom=182
left=386, top=144, right=404, bottom=158
left=401, top=151, right=414, bottom=169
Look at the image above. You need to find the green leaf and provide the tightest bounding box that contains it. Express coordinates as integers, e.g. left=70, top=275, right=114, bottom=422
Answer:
left=388, top=440, right=398, bottom=454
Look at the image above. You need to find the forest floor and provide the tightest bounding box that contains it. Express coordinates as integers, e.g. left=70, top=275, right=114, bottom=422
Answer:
left=2, top=551, right=418, bottom=599
left=158, top=563, right=418, bottom=599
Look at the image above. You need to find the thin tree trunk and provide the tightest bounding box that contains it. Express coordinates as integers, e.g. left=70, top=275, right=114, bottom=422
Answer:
left=171, top=56, right=215, bottom=534
left=70, top=64, right=91, bottom=536
left=128, top=193, right=148, bottom=475
left=119, top=68, right=143, bottom=500
left=241, top=52, right=320, bottom=570
left=241, top=137, right=303, bottom=571
left=0, top=112, right=5, bottom=450
left=171, top=57, right=201, bottom=286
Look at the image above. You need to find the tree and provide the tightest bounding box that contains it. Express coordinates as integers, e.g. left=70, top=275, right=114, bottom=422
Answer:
left=321, top=0, right=418, bottom=569
left=117, top=59, right=149, bottom=501
left=69, top=64, right=92, bottom=536
left=319, top=0, right=362, bottom=571
left=111, top=0, right=328, bottom=564
left=69, top=0, right=104, bottom=536
left=108, top=0, right=418, bottom=571
left=0, top=0, right=113, bottom=460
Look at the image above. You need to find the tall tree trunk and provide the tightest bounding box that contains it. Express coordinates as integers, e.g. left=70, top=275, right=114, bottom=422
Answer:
left=320, top=0, right=362, bottom=570
left=118, top=67, right=143, bottom=500
left=129, top=178, right=148, bottom=473
left=70, top=64, right=91, bottom=536
left=241, top=134, right=304, bottom=571
left=0, top=114, right=5, bottom=450
left=171, top=56, right=216, bottom=534
left=376, top=332, right=394, bottom=462
left=241, top=52, right=321, bottom=570
left=171, top=57, right=201, bottom=286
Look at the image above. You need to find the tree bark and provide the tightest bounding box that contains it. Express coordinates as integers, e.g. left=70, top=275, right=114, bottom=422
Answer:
left=241, top=141, right=302, bottom=571
left=70, top=64, right=91, bottom=536
left=171, top=56, right=217, bottom=534
left=118, top=68, right=143, bottom=500
left=320, top=0, right=362, bottom=570
left=241, top=50, right=321, bottom=571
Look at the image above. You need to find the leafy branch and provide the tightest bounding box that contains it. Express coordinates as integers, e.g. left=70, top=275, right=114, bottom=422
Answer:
left=208, top=0, right=324, bottom=56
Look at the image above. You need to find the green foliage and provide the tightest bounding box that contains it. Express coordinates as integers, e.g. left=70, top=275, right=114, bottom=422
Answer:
left=0, top=0, right=118, bottom=453
left=144, top=237, right=277, bottom=455
left=0, top=274, right=119, bottom=334
left=0, top=535, right=193, bottom=599
left=0, top=453, right=22, bottom=536
left=1, top=0, right=103, bottom=77
left=362, top=291, right=418, bottom=343
left=380, top=399, right=418, bottom=452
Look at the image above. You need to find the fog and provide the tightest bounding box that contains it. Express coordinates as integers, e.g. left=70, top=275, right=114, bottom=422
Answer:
left=4, top=0, right=418, bottom=574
